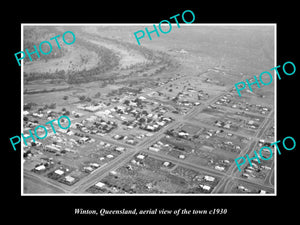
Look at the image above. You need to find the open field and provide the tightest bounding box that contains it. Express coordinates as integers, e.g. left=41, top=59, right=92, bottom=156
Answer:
left=24, top=173, right=65, bottom=194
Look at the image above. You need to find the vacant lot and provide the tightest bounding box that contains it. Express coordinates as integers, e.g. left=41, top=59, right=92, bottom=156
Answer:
left=24, top=173, right=65, bottom=194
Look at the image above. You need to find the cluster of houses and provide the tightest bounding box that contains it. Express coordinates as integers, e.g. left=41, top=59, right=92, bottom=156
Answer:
left=148, top=141, right=187, bottom=160
left=215, top=93, right=271, bottom=115
left=241, top=149, right=272, bottom=180
left=214, top=120, right=235, bottom=130
left=111, top=97, right=173, bottom=132
left=73, top=117, right=118, bottom=136
left=237, top=185, right=268, bottom=194
left=43, top=165, right=79, bottom=185
left=77, top=102, right=109, bottom=112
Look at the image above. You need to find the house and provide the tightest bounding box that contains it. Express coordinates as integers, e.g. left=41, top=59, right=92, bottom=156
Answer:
left=179, top=154, right=185, bottom=159
left=215, top=165, right=225, bottom=171
left=110, top=171, right=117, bottom=175
left=215, top=121, right=222, bottom=127
left=95, top=182, right=105, bottom=188
left=146, top=125, right=155, bottom=131
left=35, top=165, right=46, bottom=171
left=23, top=111, right=30, bottom=116
left=54, top=169, right=64, bottom=175
left=261, top=165, right=271, bottom=170
left=107, top=154, right=114, bottom=159
left=224, top=124, right=231, bottom=129
left=115, top=147, right=125, bottom=152
left=126, top=139, right=135, bottom=144
left=248, top=120, right=255, bottom=125
left=84, top=166, right=94, bottom=173
left=156, top=121, right=165, bottom=126
left=204, top=175, right=215, bottom=182
left=178, top=131, right=189, bottom=137
left=33, top=112, right=43, bottom=118
left=223, top=160, right=230, bottom=164
left=65, top=175, right=75, bottom=183
left=148, top=146, right=160, bottom=152
left=163, top=161, right=170, bottom=167
left=259, top=190, right=267, bottom=194
left=90, top=163, right=100, bottom=168
left=200, top=184, right=211, bottom=191
left=242, top=173, right=250, bottom=178
left=237, top=185, right=246, bottom=190
left=137, top=154, right=145, bottom=160
left=238, top=185, right=250, bottom=192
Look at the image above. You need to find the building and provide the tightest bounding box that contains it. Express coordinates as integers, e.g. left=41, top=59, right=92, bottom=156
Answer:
left=65, top=175, right=75, bottom=183
left=45, top=145, right=60, bottom=152
left=95, top=182, right=106, bottom=188
left=204, top=175, right=215, bottom=182
left=137, top=154, right=145, bottom=160
left=149, top=146, right=160, bottom=152
left=200, top=184, right=211, bottom=191
left=35, top=165, right=46, bottom=171
left=215, top=165, right=225, bottom=171
left=54, top=169, right=64, bottom=176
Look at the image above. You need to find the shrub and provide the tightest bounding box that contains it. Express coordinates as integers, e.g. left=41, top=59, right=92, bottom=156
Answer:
left=49, top=103, right=56, bottom=109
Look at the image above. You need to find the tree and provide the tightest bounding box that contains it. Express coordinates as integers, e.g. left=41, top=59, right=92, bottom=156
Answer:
left=63, top=96, right=68, bottom=100
left=94, top=92, right=101, bottom=98
left=139, top=117, right=146, bottom=123
left=49, top=103, right=56, bottom=109
left=78, top=95, right=86, bottom=101
left=24, top=102, right=37, bottom=110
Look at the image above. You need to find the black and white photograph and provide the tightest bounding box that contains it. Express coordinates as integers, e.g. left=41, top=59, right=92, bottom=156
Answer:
left=21, top=24, right=275, bottom=195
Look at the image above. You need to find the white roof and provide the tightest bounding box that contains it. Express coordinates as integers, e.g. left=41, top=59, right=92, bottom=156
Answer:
left=90, top=163, right=100, bottom=167
left=215, top=166, right=225, bottom=171
left=163, top=162, right=170, bottom=166
left=149, top=147, right=160, bottom=152
left=137, top=154, right=145, bottom=159
left=54, top=169, right=64, bottom=175
left=204, top=175, right=215, bottom=182
left=115, top=147, right=125, bottom=151
left=200, top=184, right=211, bottom=191
left=35, top=165, right=46, bottom=171
left=65, top=175, right=75, bottom=182
left=110, top=171, right=117, bottom=175
left=95, top=182, right=105, bottom=188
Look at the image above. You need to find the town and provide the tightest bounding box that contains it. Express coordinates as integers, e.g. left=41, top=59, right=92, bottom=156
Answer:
left=22, top=25, right=275, bottom=195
